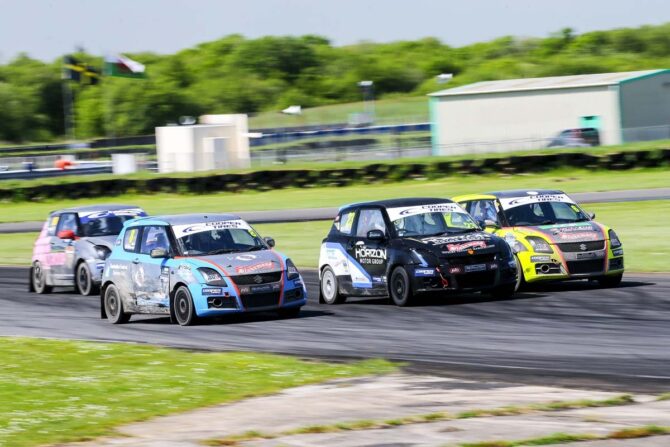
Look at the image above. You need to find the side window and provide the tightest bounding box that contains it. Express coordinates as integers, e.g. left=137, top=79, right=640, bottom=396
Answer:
left=332, top=210, right=356, bottom=236
left=139, top=226, right=170, bottom=255
left=356, top=209, right=387, bottom=238
left=123, top=228, right=139, bottom=252
left=469, top=200, right=500, bottom=225
left=56, top=213, right=78, bottom=235
left=47, top=215, right=60, bottom=236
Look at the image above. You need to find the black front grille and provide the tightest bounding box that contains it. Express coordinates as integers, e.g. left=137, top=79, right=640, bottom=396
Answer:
left=567, top=259, right=605, bottom=274
left=233, top=271, right=283, bottom=285
left=241, top=292, right=281, bottom=309
left=558, top=240, right=605, bottom=252
left=446, top=253, right=496, bottom=266
left=456, top=271, right=496, bottom=289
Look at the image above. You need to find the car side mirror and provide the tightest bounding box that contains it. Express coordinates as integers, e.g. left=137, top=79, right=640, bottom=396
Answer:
left=588, top=212, right=596, bottom=220
left=367, top=229, right=385, bottom=241
left=263, top=236, right=275, bottom=248
left=57, top=229, right=76, bottom=240
left=150, top=248, right=168, bottom=259
left=477, top=219, right=499, bottom=229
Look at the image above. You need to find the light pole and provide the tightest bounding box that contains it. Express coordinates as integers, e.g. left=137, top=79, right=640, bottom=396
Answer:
left=357, top=80, right=374, bottom=124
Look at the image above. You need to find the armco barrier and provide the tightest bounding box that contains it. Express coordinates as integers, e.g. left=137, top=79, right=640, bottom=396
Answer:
left=1, top=149, right=668, bottom=202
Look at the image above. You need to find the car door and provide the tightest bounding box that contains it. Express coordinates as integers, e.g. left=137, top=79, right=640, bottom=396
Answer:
left=50, top=212, right=79, bottom=284
left=347, top=207, right=389, bottom=290
left=131, top=225, right=171, bottom=311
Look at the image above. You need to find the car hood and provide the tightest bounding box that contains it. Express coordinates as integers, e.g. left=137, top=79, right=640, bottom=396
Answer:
left=516, top=222, right=605, bottom=243
left=187, top=250, right=283, bottom=276
left=404, top=231, right=502, bottom=257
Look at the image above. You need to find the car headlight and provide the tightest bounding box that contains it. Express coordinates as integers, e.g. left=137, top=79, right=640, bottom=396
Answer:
left=608, top=229, right=622, bottom=248
left=94, top=245, right=111, bottom=260
left=286, top=259, right=300, bottom=280
left=504, top=234, right=527, bottom=253
left=526, top=236, right=553, bottom=253
left=197, top=267, right=227, bottom=286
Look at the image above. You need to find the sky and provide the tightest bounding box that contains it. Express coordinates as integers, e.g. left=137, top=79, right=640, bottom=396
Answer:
left=1, top=0, right=669, bottom=62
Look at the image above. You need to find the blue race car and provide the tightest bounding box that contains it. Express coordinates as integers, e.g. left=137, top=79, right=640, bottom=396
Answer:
left=100, top=214, right=306, bottom=326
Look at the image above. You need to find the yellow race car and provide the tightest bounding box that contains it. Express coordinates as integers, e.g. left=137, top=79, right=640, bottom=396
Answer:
left=453, top=190, right=624, bottom=290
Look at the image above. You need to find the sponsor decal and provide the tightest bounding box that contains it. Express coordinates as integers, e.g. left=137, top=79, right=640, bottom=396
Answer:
left=172, top=219, right=251, bottom=238
left=387, top=203, right=464, bottom=221
left=236, top=254, right=257, bottom=262
left=555, top=231, right=600, bottom=241
left=612, top=248, right=624, bottom=257
left=446, top=240, right=487, bottom=252
left=547, top=224, right=596, bottom=234
left=202, top=287, right=223, bottom=296
left=177, top=264, right=195, bottom=282
left=499, top=194, right=574, bottom=210
left=415, top=268, right=436, bottom=277
left=464, top=263, right=487, bottom=273
left=354, top=246, right=387, bottom=265
left=530, top=255, right=551, bottom=263
left=78, top=208, right=146, bottom=223
left=235, top=261, right=274, bottom=274
left=108, top=263, right=128, bottom=276
left=421, top=233, right=491, bottom=245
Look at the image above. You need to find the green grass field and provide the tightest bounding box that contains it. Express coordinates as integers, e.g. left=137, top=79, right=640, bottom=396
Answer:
left=248, top=96, right=428, bottom=128
left=0, top=337, right=394, bottom=447
left=4, top=201, right=668, bottom=271
left=1, top=168, right=669, bottom=223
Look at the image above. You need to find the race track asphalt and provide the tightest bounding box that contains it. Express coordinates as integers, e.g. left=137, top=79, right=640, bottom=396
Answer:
left=2, top=187, right=670, bottom=233
left=1, top=266, right=669, bottom=392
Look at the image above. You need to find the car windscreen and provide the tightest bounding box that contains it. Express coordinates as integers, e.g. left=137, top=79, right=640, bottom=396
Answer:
left=497, top=193, right=588, bottom=226
left=172, top=219, right=266, bottom=256
left=386, top=203, right=479, bottom=237
left=79, top=209, right=147, bottom=237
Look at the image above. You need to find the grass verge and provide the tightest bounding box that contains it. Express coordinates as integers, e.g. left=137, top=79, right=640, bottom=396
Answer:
left=459, top=425, right=670, bottom=447
left=3, top=201, right=668, bottom=272
left=203, top=395, right=636, bottom=446
left=1, top=168, right=669, bottom=223
left=0, top=337, right=395, bottom=447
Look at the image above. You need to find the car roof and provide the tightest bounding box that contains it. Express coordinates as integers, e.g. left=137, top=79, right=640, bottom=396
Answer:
left=128, top=213, right=242, bottom=226
left=53, top=204, right=142, bottom=215
left=340, top=197, right=454, bottom=211
left=486, top=189, right=566, bottom=198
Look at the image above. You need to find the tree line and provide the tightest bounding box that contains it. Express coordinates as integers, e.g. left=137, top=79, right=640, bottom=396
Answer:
left=1, top=23, right=670, bottom=142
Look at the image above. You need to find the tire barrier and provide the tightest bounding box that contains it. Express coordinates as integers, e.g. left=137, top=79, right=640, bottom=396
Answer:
left=1, top=149, right=668, bottom=202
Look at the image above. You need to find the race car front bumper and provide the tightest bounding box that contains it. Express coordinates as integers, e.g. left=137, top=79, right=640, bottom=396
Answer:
left=518, top=246, right=624, bottom=283
left=409, top=259, right=517, bottom=293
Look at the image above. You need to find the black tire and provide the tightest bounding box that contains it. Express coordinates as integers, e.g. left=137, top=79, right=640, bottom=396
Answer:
left=278, top=306, right=301, bottom=318
left=173, top=286, right=198, bottom=326
left=598, top=273, right=623, bottom=288
left=320, top=266, right=346, bottom=304
left=104, top=284, right=130, bottom=324
left=76, top=262, right=99, bottom=296
left=389, top=266, right=413, bottom=307
left=490, top=283, right=516, bottom=299
left=514, top=255, right=526, bottom=292
left=31, top=262, right=52, bottom=294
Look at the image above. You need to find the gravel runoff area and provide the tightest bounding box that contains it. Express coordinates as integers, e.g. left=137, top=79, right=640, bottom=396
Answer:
left=60, top=373, right=670, bottom=447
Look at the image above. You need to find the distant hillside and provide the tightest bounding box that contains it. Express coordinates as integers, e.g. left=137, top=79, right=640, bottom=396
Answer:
left=1, top=23, right=670, bottom=142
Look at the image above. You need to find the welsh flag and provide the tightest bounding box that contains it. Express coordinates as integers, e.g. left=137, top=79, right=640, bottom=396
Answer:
left=104, top=54, right=146, bottom=79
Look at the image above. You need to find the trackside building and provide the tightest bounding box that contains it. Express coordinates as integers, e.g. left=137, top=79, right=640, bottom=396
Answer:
left=428, top=69, right=670, bottom=156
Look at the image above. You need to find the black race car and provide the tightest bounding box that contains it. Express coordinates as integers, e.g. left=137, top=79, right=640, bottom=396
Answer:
left=318, top=198, right=518, bottom=306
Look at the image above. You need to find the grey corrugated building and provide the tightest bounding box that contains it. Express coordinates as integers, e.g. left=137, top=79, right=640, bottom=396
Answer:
left=429, top=69, right=670, bottom=155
